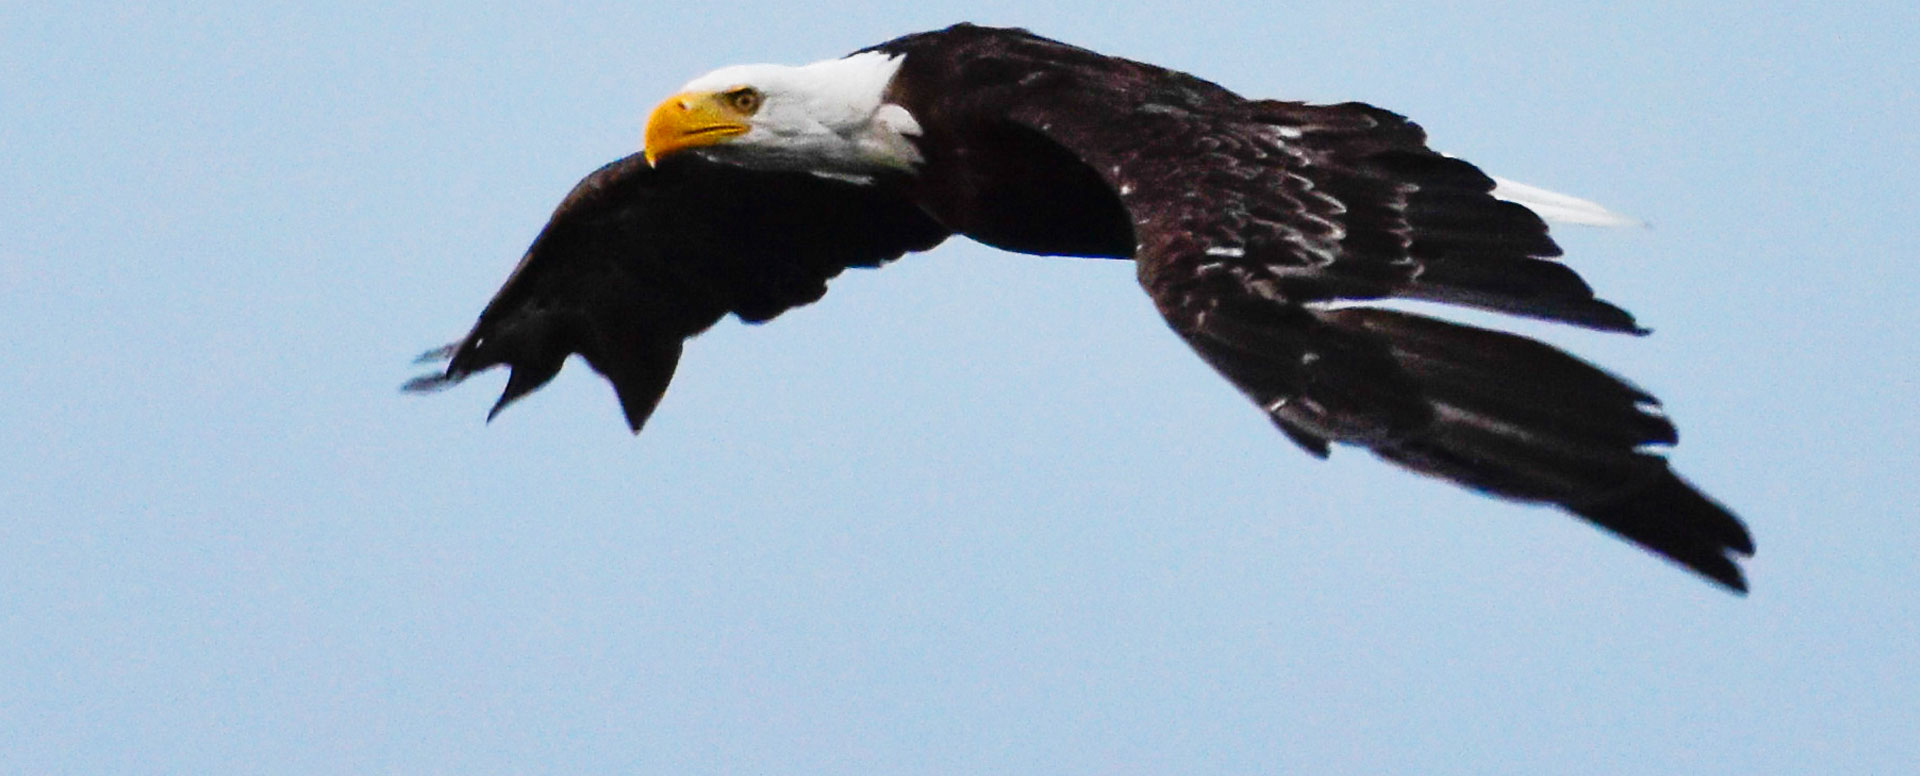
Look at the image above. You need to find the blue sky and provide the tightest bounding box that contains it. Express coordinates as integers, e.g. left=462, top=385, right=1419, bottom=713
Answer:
left=4, top=1, right=1916, bottom=773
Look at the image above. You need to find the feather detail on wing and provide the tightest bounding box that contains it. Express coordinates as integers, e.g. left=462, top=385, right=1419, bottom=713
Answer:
left=951, top=28, right=1751, bottom=589
left=404, top=153, right=947, bottom=431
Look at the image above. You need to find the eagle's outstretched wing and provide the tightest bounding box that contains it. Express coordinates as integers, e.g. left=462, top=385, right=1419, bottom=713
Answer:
left=404, top=153, right=949, bottom=431
left=931, top=29, right=1756, bottom=590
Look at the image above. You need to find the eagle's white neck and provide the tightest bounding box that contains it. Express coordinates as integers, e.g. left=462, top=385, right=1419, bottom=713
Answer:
left=678, top=52, right=923, bottom=180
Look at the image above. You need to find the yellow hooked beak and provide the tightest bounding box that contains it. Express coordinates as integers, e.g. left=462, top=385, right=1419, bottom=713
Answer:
left=643, top=91, right=753, bottom=165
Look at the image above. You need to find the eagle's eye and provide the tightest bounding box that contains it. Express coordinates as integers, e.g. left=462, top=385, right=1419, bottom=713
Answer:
left=723, top=87, right=763, bottom=115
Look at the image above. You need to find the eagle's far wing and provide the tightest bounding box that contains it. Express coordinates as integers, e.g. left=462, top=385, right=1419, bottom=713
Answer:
left=985, top=40, right=1753, bottom=590
left=404, top=153, right=949, bottom=432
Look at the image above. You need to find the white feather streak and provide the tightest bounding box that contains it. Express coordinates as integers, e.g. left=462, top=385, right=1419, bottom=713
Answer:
left=1490, top=177, right=1642, bottom=227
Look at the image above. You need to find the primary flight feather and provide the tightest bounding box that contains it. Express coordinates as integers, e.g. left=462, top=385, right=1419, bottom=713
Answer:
left=407, top=24, right=1755, bottom=592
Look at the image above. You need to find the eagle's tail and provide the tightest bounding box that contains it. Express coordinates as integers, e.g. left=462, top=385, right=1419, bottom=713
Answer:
left=1489, top=176, right=1642, bottom=228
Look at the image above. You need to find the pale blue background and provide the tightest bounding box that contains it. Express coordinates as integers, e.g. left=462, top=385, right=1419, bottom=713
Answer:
left=4, top=2, right=1916, bottom=773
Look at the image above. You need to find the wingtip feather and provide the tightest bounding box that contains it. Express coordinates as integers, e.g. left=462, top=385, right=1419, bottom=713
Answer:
left=413, top=343, right=458, bottom=364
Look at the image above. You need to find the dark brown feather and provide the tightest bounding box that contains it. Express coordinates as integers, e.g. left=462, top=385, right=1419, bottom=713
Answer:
left=872, top=24, right=1752, bottom=590
left=404, top=153, right=948, bottom=431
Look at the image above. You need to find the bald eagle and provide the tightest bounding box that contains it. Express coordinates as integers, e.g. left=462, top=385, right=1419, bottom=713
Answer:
left=406, top=24, right=1755, bottom=592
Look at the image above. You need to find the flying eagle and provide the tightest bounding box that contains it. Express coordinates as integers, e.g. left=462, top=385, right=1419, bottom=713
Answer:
left=406, top=24, right=1755, bottom=592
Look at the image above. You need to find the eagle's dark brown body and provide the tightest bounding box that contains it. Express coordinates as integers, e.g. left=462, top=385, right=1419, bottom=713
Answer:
left=409, top=24, right=1755, bottom=591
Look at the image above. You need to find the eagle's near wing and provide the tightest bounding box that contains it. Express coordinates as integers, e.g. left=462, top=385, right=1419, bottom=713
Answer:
left=896, top=28, right=1755, bottom=590
left=404, top=153, right=949, bottom=431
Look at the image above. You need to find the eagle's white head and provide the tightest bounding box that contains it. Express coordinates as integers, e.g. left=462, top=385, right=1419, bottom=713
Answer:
left=643, top=52, right=923, bottom=179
